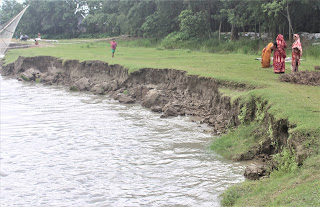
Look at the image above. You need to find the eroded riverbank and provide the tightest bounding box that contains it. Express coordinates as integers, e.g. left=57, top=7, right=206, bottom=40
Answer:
left=1, top=56, right=315, bottom=180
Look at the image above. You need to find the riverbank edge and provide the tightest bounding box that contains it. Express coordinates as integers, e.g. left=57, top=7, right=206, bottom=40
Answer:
left=1, top=56, right=318, bottom=202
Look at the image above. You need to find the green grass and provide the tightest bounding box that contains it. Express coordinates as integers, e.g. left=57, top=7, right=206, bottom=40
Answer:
left=211, top=123, right=260, bottom=160
left=218, top=87, right=250, bottom=103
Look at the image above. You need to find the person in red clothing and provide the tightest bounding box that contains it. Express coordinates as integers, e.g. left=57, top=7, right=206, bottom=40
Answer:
left=109, top=38, right=117, bottom=58
left=273, top=34, right=287, bottom=73
left=273, top=41, right=286, bottom=74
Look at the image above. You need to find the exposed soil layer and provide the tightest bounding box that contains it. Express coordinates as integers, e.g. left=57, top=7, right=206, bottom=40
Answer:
left=1, top=56, right=239, bottom=134
left=279, top=71, right=320, bottom=86
left=1, top=56, right=313, bottom=180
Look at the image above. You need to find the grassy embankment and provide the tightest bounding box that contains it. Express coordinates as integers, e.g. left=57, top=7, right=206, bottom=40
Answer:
left=3, top=38, right=320, bottom=206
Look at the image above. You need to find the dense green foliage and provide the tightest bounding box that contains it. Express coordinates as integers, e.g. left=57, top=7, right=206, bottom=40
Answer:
left=1, top=0, right=319, bottom=40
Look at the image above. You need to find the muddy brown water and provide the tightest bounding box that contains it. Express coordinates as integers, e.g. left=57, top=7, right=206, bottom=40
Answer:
left=0, top=76, right=245, bottom=206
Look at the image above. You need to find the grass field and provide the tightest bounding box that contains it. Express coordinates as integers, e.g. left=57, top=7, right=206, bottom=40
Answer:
left=3, top=39, right=320, bottom=206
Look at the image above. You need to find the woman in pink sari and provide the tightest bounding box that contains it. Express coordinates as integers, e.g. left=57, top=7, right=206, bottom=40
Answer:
left=291, top=34, right=302, bottom=72
left=273, top=34, right=287, bottom=73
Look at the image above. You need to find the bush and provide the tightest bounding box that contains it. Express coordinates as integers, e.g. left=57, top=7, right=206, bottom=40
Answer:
left=160, top=35, right=263, bottom=54
left=119, top=38, right=160, bottom=48
left=77, top=33, right=111, bottom=39
left=41, top=33, right=74, bottom=39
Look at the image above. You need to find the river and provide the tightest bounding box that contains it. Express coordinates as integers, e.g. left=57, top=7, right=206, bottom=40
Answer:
left=0, top=76, right=245, bottom=206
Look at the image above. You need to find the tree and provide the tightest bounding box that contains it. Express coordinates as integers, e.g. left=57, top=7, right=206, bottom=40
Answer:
left=143, top=0, right=184, bottom=38
left=127, top=1, right=156, bottom=36
left=0, top=0, right=24, bottom=25
left=220, top=0, right=244, bottom=40
left=263, top=0, right=294, bottom=41
left=5, top=0, right=318, bottom=40
left=178, top=9, right=210, bottom=39
left=212, top=1, right=227, bottom=42
left=17, top=0, right=79, bottom=37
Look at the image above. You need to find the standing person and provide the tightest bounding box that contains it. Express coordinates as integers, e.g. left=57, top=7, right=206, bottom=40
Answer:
left=261, top=42, right=274, bottom=68
left=109, top=38, right=117, bottom=58
left=274, top=34, right=287, bottom=73
left=291, top=34, right=302, bottom=72
left=273, top=42, right=287, bottom=74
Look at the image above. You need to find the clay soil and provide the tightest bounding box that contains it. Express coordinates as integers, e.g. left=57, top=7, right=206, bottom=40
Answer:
left=279, top=71, right=320, bottom=86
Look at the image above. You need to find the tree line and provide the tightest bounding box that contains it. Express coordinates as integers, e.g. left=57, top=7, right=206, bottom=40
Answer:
left=1, top=0, right=319, bottom=41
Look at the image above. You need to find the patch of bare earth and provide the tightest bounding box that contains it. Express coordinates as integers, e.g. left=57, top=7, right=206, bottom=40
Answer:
left=279, top=71, right=320, bottom=86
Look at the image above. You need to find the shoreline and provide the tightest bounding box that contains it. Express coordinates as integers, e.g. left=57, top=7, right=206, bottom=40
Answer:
left=0, top=56, right=315, bottom=180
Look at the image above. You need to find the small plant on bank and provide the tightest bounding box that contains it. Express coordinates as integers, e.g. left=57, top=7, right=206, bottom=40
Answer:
left=123, top=89, right=129, bottom=95
left=35, top=78, right=41, bottom=83
left=20, top=74, right=30, bottom=81
left=238, top=105, right=247, bottom=124
left=69, top=86, right=78, bottom=91
left=255, top=100, right=266, bottom=123
left=272, top=147, right=298, bottom=176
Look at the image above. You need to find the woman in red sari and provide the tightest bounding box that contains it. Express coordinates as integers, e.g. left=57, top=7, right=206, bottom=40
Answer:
left=273, top=34, right=287, bottom=73
left=291, top=34, right=302, bottom=72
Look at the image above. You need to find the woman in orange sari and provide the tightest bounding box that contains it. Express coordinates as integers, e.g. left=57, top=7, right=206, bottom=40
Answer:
left=261, top=42, right=274, bottom=68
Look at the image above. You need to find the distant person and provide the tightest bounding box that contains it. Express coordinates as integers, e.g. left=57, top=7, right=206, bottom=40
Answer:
left=261, top=42, right=274, bottom=68
left=109, top=38, right=117, bottom=58
left=34, top=39, right=38, bottom=45
left=291, top=34, right=302, bottom=72
left=273, top=41, right=286, bottom=74
left=274, top=34, right=287, bottom=73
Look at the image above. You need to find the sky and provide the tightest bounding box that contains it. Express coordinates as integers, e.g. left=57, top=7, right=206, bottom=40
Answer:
left=0, top=0, right=25, bottom=5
